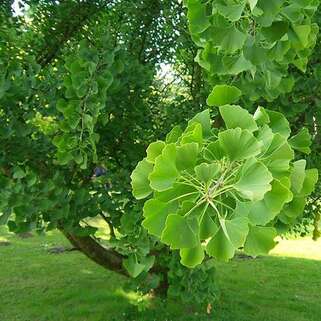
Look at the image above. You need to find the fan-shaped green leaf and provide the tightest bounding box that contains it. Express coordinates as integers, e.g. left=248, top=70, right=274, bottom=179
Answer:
left=195, top=163, right=220, bottom=184
left=146, top=141, right=165, bottom=163
left=290, top=160, right=306, bottom=194
left=149, top=144, right=178, bottom=191
left=235, top=158, right=273, bottom=201
left=131, top=159, right=153, bottom=199
left=142, top=199, right=175, bottom=237
left=220, top=27, right=247, bottom=53
left=123, top=255, right=146, bottom=278
left=161, top=214, right=198, bottom=249
left=244, top=226, right=277, bottom=256
left=220, top=105, right=258, bottom=132
left=155, top=183, right=200, bottom=203
left=204, top=141, right=224, bottom=161
left=266, top=110, right=291, bottom=138
left=206, top=228, right=235, bottom=261
left=187, top=0, right=211, bottom=34
left=200, top=209, right=219, bottom=239
left=300, top=169, right=318, bottom=196
left=216, top=3, right=245, bottom=22
left=206, top=217, right=249, bottom=261
left=219, top=128, right=262, bottom=161
left=189, top=109, right=212, bottom=137
left=180, top=244, right=205, bottom=268
left=254, top=106, right=270, bottom=126
left=262, top=21, right=289, bottom=42
left=289, top=128, right=311, bottom=154
left=261, top=134, right=294, bottom=177
left=207, top=85, right=242, bottom=107
left=176, top=143, right=199, bottom=171
left=279, top=197, right=306, bottom=224
left=248, top=180, right=292, bottom=225
left=181, top=123, right=203, bottom=146
left=166, top=125, right=183, bottom=143
left=247, top=0, right=258, bottom=11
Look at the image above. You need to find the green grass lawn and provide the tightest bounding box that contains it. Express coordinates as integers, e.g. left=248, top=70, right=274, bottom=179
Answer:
left=0, top=228, right=321, bottom=321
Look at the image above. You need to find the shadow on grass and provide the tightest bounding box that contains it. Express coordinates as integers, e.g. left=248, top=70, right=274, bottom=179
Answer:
left=0, top=228, right=320, bottom=321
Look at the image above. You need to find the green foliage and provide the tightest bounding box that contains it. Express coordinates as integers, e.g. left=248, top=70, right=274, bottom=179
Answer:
left=54, top=38, right=122, bottom=168
left=132, top=105, right=317, bottom=268
left=166, top=253, right=219, bottom=306
left=1, top=0, right=321, bottom=304
left=185, top=0, right=320, bottom=101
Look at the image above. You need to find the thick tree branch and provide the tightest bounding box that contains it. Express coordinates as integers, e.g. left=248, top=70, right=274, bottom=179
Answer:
left=59, top=227, right=128, bottom=277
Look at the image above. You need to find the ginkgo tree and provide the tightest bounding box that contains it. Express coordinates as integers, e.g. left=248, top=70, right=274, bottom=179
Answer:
left=132, top=104, right=318, bottom=267
left=0, top=0, right=320, bottom=307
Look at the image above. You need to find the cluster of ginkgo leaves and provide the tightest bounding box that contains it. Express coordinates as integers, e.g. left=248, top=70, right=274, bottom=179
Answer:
left=185, top=0, right=320, bottom=101
left=54, top=39, right=123, bottom=169
left=131, top=105, right=318, bottom=268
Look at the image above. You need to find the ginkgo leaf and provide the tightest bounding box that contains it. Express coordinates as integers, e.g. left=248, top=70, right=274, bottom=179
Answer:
left=247, top=0, right=258, bottom=11
left=180, top=244, right=205, bottom=268
left=187, top=0, right=211, bottom=34
left=206, top=217, right=249, bottom=261
left=195, top=163, right=220, bottom=184
left=248, top=180, right=292, bottom=225
left=219, top=105, right=258, bottom=132
left=300, top=169, right=318, bottom=197
left=266, top=110, right=291, bottom=138
left=261, top=133, right=294, bottom=177
left=176, top=143, right=199, bottom=171
left=216, top=3, right=245, bottom=22
left=204, top=141, right=224, bottom=161
left=189, top=109, right=212, bottom=137
left=289, top=128, right=311, bottom=154
left=220, top=27, right=247, bottom=53
left=219, top=128, right=262, bottom=161
left=244, top=226, right=277, bottom=256
left=131, top=159, right=153, bottom=199
left=207, top=85, right=242, bottom=107
left=123, top=255, right=145, bottom=278
left=142, top=199, right=175, bottom=237
left=200, top=209, right=219, bottom=239
left=290, top=160, right=306, bottom=194
left=146, top=141, right=165, bottom=163
left=161, top=214, right=198, bottom=249
left=166, top=125, right=183, bottom=143
left=149, top=144, right=178, bottom=191
left=181, top=123, right=203, bottom=146
left=254, top=106, right=270, bottom=126
left=235, top=158, right=273, bottom=201
left=206, top=228, right=235, bottom=261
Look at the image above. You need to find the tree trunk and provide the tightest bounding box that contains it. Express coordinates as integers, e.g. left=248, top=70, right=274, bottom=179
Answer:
left=59, top=227, right=170, bottom=294
left=59, top=227, right=128, bottom=277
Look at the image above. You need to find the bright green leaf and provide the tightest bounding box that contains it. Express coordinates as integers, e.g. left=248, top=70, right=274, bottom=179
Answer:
left=146, top=141, right=165, bottom=163
left=180, top=244, right=205, bottom=268
left=220, top=105, right=258, bottom=132
left=289, top=128, right=311, bottom=154
left=131, top=159, right=153, bottom=199
left=176, top=143, right=199, bottom=171
left=290, top=160, right=306, bottom=194
left=207, top=85, right=242, bottom=107
left=244, top=226, right=277, bottom=256
left=149, top=144, right=178, bottom=191
left=235, top=158, right=273, bottom=201
left=219, top=128, right=262, bottom=161
left=195, top=163, right=220, bottom=184
left=161, top=214, right=198, bottom=249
